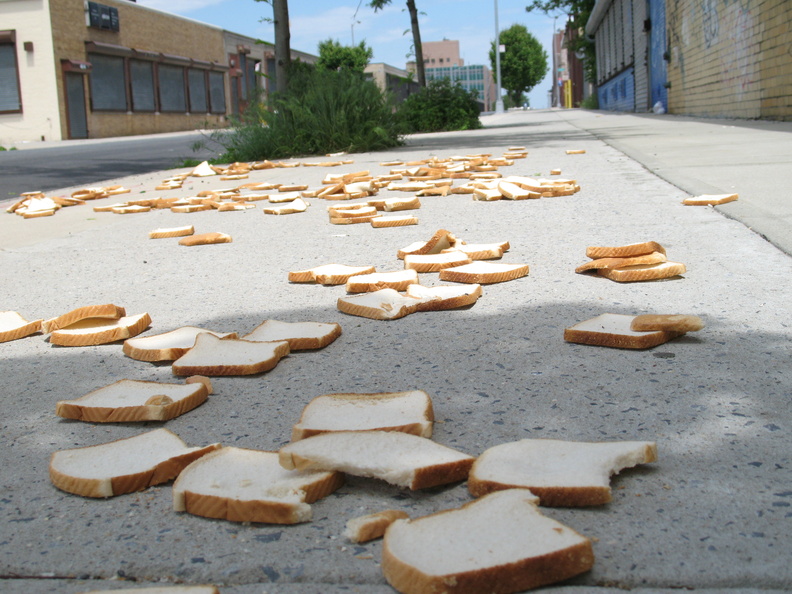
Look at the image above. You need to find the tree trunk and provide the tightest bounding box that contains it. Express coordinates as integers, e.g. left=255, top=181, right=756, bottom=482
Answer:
left=406, top=0, right=426, bottom=87
left=273, top=0, right=291, bottom=94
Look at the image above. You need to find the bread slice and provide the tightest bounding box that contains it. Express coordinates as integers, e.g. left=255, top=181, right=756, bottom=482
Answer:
left=289, top=263, right=376, bottom=285
left=242, top=320, right=342, bottom=350
left=55, top=377, right=211, bottom=422
left=585, top=241, right=666, bottom=259
left=498, top=181, right=539, bottom=200
left=173, top=447, right=344, bottom=524
left=0, top=311, right=43, bottom=343
left=630, top=314, right=704, bottom=333
left=597, top=260, right=686, bottom=282
left=682, top=193, right=738, bottom=205
left=468, top=438, right=658, bottom=505
left=382, top=489, right=594, bottom=594
left=439, top=261, right=529, bottom=284
left=43, top=303, right=125, bottom=333
left=404, top=252, right=472, bottom=272
left=149, top=225, right=195, bottom=239
left=337, top=289, right=423, bottom=320
left=278, top=430, right=474, bottom=490
left=371, top=215, right=419, bottom=228
left=345, top=510, right=409, bottom=543
left=123, top=327, right=238, bottom=362
left=49, top=312, right=151, bottom=347
left=397, top=229, right=458, bottom=259
left=406, top=284, right=483, bottom=311
left=346, top=269, right=419, bottom=293
left=49, top=428, right=220, bottom=498
left=178, top=232, right=233, bottom=246
left=86, top=586, right=218, bottom=594
left=262, top=198, right=309, bottom=214
left=383, top=196, right=421, bottom=212
left=291, top=390, right=434, bottom=441
left=564, top=313, right=680, bottom=349
left=172, top=333, right=290, bottom=376
left=575, top=251, right=667, bottom=273
left=441, top=243, right=506, bottom=260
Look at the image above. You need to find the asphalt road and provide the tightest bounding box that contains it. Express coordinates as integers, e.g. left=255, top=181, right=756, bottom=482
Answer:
left=0, top=131, right=221, bottom=202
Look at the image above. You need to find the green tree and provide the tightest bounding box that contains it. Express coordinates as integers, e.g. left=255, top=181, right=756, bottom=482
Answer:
left=489, top=24, right=548, bottom=107
left=526, top=0, right=596, bottom=83
left=317, top=39, right=373, bottom=73
left=369, top=0, right=426, bottom=87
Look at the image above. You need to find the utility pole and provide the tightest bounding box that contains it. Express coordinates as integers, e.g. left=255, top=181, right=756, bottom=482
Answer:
left=494, top=0, right=504, bottom=113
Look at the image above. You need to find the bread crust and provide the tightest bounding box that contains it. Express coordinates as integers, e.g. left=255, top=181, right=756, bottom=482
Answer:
left=575, top=251, right=667, bottom=273
left=49, top=312, right=151, bottom=347
left=178, top=232, right=232, bottom=246
left=439, top=262, right=529, bottom=284
left=345, top=510, right=409, bottom=543
left=0, top=312, right=42, bottom=343
left=43, top=304, right=125, bottom=333
left=597, top=261, right=686, bottom=282
left=630, top=314, right=704, bottom=333
left=585, top=241, right=666, bottom=259
left=564, top=326, right=678, bottom=349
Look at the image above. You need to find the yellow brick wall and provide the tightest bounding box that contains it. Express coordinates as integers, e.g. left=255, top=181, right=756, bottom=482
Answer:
left=667, top=0, right=791, bottom=120
left=50, top=0, right=228, bottom=138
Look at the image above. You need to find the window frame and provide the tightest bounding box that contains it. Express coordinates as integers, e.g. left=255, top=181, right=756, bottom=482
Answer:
left=88, top=53, right=128, bottom=112
left=0, top=31, right=23, bottom=114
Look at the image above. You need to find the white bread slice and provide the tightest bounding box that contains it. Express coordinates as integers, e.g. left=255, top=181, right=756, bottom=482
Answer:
left=278, top=430, right=474, bottom=490
left=171, top=333, right=290, bottom=376
left=597, top=260, right=686, bottom=282
left=441, top=243, right=506, bottom=260
left=289, top=263, right=377, bottom=285
left=346, top=269, right=419, bottom=293
left=468, top=438, right=658, bottom=505
left=262, top=198, right=309, bottom=214
left=242, top=320, right=342, bottom=350
left=371, top=215, right=419, bottom=228
left=397, top=240, right=429, bottom=259
left=191, top=160, right=218, bottom=177
left=87, top=586, right=218, bottom=594
left=172, top=447, right=344, bottom=524
left=123, top=327, right=239, bottom=362
left=43, top=303, right=125, bottom=333
left=382, top=489, right=594, bottom=594
left=439, top=261, right=529, bottom=284
left=498, top=181, right=539, bottom=200
left=564, top=313, right=680, bottom=349
left=49, top=428, right=220, bottom=498
left=575, top=251, right=667, bottom=273
left=0, top=311, right=43, bottom=343
left=406, top=284, right=483, bottom=311
left=149, top=225, right=195, bottom=239
left=397, top=229, right=458, bottom=259
left=682, top=193, right=738, bottom=205
left=329, top=214, right=381, bottom=225
left=178, top=232, right=232, bottom=246
left=345, top=510, right=409, bottom=543
left=404, top=252, right=472, bottom=272
left=630, top=313, right=704, bottom=333
left=337, top=289, right=423, bottom=320
left=267, top=191, right=301, bottom=203
left=291, top=390, right=434, bottom=441
left=328, top=204, right=378, bottom=218
left=383, top=196, right=421, bottom=211
left=49, top=312, right=151, bottom=347
left=473, top=187, right=502, bottom=201
left=586, top=241, right=666, bottom=259
left=55, top=378, right=211, bottom=422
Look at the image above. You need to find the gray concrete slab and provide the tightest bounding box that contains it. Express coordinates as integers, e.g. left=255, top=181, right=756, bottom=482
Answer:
left=1, top=110, right=790, bottom=593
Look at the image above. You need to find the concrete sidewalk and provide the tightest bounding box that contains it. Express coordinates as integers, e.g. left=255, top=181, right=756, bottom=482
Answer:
left=1, top=109, right=790, bottom=593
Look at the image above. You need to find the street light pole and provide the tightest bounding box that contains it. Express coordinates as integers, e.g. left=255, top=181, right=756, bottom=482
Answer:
left=494, top=0, right=504, bottom=113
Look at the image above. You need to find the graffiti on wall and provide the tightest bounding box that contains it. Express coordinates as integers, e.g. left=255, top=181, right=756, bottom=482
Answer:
left=719, top=3, right=758, bottom=101
left=702, top=0, right=719, bottom=48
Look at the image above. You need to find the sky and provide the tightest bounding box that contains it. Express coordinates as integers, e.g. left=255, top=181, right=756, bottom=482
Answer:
left=135, top=0, right=565, bottom=110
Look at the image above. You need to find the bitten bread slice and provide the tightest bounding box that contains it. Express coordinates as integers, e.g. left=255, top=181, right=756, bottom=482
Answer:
left=468, top=438, right=658, bottom=506
left=123, top=327, right=238, bottom=361
left=346, top=269, right=419, bottom=293
left=55, top=378, right=211, bottom=422
left=292, top=390, right=434, bottom=441
left=0, top=311, right=43, bottom=343
left=585, top=241, right=666, bottom=259
left=597, top=260, right=686, bottom=282
left=172, top=333, right=290, bottom=376
left=242, top=320, right=342, bottom=350
left=43, top=303, right=125, bottom=333
left=173, top=447, right=344, bottom=524
left=279, top=430, right=474, bottom=490
left=630, top=314, right=704, bottom=333
left=49, top=428, right=219, bottom=498
left=49, top=313, right=151, bottom=347
left=382, top=489, right=594, bottom=594
left=288, top=263, right=376, bottom=285
left=439, top=261, right=529, bottom=284
left=345, top=510, right=409, bottom=543
left=564, top=313, right=680, bottom=349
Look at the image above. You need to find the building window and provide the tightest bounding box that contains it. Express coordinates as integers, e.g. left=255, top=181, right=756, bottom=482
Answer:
left=208, top=71, right=226, bottom=113
left=0, top=34, right=22, bottom=113
left=130, top=60, right=155, bottom=111
left=88, top=53, right=127, bottom=110
left=158, top=64, right=186, bottom=112
left=188, top=69, right=208, bottom=113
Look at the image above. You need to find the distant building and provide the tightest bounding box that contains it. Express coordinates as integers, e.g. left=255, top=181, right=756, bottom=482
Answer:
left=550, top=24, right=591, bottom=108
left=365, top=63, right=421, bottom=103
left=422, top=39, right=464, bottom=67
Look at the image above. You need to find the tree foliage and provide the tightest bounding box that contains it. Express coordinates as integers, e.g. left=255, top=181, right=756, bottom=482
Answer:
left=396, top=78, right=481, bottom=133
left=317, top=39, right=373, bottom=73
left=369, top=0, right=426, bottom=87
left=489, top=24, right=548, bottom=107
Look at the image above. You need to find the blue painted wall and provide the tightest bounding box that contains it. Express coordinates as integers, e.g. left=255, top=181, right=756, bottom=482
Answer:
left=598, top=67, right=635, bottom=111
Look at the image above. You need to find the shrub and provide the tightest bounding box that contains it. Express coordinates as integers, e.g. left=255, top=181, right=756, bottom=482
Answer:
left=396, top=79, right=482, bottom=133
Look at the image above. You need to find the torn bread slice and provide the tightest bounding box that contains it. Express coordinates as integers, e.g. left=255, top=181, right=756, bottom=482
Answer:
left=123, top=327, right=239, bottom=362
left=43, top=304, right=126, bottom=333
left=564, top=313, right=681, bottom=349
left=575, top=251, right=667, bottom=273
left=382, top=489, right=594, bottom=594
left=291, top=390, right=434, bottom=441
left=682, top=193, right=738, bottom=206
left=630, top=314, right=704, bottom=333
left=404, top=252, right=472, bottom=272
left=279, top=430, right=474, bottom=490
left=242, top=320, right=342, bottom=350
left=407, top=284, right=483, bottom=311
left=178, top=232, right=232, bottom=246
left=337, top=289, right=423, bottom=320
left=49, top=313, right=151, bottom=347
left=172, top=333, right=290, bottom=376
left=55, top=377, right=211, bottom=422
left=585, top=241, right=666, bottom=259
left=289, top=263, right=376, bottom=285
left=468, top=438, right=658, bottom=506
left=346, top=269, right=419, bottom=293
left=0, top=311, right=43, bottom=343
left=439, top=261, right=529, bottom=284
left=345, top=510, right=409, bottom=543
left=597, top=260, right=686, bottom=282
left=149, top=225, right=195, bottom=239
left=371, top=215, right=419, bottom=228
left=49, top=428, right=219, bottom=498
left=173, top=447, right=343, bottom=524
